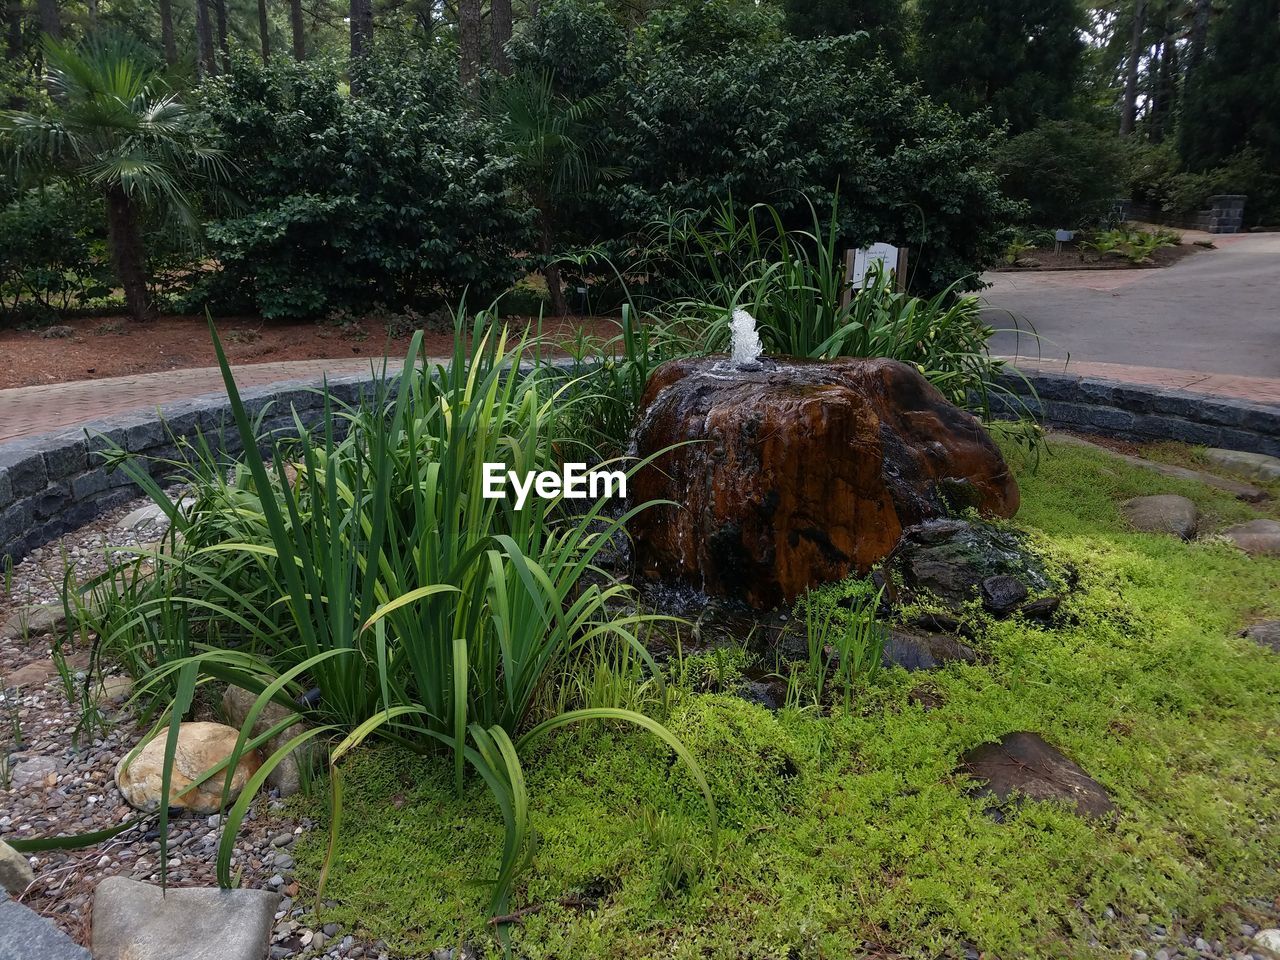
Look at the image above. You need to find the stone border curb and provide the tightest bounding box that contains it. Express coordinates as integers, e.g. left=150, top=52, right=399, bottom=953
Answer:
left=989, top=369, right=1280, bottom=457
left=0, top=358, right=586, bottom=565
left=2, top=360, right=1275, bottom=564
left=0, top=369, right=395, bottom=565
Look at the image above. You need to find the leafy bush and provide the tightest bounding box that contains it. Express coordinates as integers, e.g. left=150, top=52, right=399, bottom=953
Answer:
left=1078, top=225, right=1177, bottom=264
left=196, top=55, right=533, bottom=319
left=996, top=120, right=1126, bottom=228
left=0, top=185, right=110, bottom=324
left=596, top=36, right=1018, bottom=292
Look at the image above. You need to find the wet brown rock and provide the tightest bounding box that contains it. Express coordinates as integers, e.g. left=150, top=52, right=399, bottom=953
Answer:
left=960, top=731, right=1113, bottom=821
left=630, top=356, right=1019, bottom=608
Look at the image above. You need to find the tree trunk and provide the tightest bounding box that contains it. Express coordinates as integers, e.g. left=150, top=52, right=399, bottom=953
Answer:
left=214, top=0, right=229, bottom=68
left=1189, top=0, right=1210, bottom=65
left=1147, top=38, right=1164, bottom=141
left=258, top=0, right=270, bottom=61
left=458, top=0, right=481, bottom=88
left=158, top=0, right=178, bottom=65
left=349, top=0, right=372, bottom=62
left=1120, top=0, right=1146, bottom=136
left=106, top=188, right=154, bottom=322
left=6, top=0, right=23, bottom=63
left=289, top=0, right=304, bottom=58
left=491, top=0, right=511, bottom=74
left=36, top=0, right=59, bottom=38
left=538, top=210, right=567, bottom=316
left=196, top=0, right=217, bottom=78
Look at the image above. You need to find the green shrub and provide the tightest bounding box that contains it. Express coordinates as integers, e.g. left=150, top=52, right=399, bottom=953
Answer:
left=0, top=185, right=110, bottom=325
left=196, top=54, right=533, bottom=319
left=597, top=36, right=1018, bottom=293
left=996, top=120, right=1126, bottom=228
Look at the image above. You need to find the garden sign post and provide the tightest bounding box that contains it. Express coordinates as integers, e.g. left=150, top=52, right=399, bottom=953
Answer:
left=843, top=243, right=908, bottom=306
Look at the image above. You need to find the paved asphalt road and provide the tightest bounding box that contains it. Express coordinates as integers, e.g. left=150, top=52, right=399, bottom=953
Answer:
left=983, top=233, right=1279, bottom=378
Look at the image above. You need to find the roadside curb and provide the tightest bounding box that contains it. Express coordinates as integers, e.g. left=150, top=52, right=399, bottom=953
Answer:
left=989, top=370, right=1280, bottom=458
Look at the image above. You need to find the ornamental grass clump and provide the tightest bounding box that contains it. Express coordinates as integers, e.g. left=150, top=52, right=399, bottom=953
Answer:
left=70, top=310, right=715, bottom=918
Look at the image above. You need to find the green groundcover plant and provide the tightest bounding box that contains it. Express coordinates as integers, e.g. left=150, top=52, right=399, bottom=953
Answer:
left=283, top=437, right=1280, bottom=959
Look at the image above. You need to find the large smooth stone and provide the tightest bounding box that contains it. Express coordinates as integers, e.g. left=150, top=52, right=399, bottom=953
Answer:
left=959, top=731, right=1113, bottom=820
left=630, top=356, right=1019, bottom=608
left=1204, top=448, right=1280, bottom=483
left=0, top=890, right=91, bottom=960
left=114, top=722, right=262, bottom=814
left=0, top=841, right=34, bottom=896
left=881, top=629, right=978, bottom=672
left=1242, top=621, right=1280, bottom=653
left=222, top=686, right=315, bottom=798
left=1121, top=494, right=1199, bottom=539
left=1221, top=519, right=1280, bottom=557
left=91, top=877, right=279, bottom=960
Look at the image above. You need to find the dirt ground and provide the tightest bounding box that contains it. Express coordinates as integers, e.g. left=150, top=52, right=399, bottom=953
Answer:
left=994, top=240, right=1202, bottom=272
left=0, top=314, right=619, bottom=389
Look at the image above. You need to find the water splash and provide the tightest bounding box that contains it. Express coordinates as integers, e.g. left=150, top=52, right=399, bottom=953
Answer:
left=730, top=308, right=763, bottom=369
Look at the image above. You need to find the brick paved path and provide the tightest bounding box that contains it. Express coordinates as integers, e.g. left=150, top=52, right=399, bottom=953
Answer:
left=1, top=354, right=1277, bottom=448
left=0, top=358, right=381, bottom=444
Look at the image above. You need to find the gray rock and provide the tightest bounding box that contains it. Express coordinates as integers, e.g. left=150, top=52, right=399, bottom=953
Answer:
left=981, top=575, right=1028, bottom=616
left=1204, top=448, right=1280, bottom=483
left=882, top=629, right=978, bottom=672
left=10, top=756, right=59, bottom=788
left=959, top=731, right=1114, bottom=820
left=1221, top=519, right=1280, bottom=557
left=92, top=876, right=280, bottom=960
left=222, top=686, right=315, bottom=799
left=1121, top=495, right=1199, bottom=540
left=0, top=890, right=92, bottom=960
left=1243, top=621, right=1280, bottom=652
left=892, top=519, right=1049, bottom=610
left=0, top=841, right=34, bottom=895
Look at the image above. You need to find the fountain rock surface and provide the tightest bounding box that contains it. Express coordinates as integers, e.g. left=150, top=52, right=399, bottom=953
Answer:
left=629, top=355, right=1019, bottom=608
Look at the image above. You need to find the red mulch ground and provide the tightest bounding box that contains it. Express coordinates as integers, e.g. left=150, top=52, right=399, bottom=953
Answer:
left=0, top=313, right=620, bottom=389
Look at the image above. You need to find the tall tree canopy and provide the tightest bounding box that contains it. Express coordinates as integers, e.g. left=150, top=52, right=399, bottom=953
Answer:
left=915, top=0, right=1085, bottom=134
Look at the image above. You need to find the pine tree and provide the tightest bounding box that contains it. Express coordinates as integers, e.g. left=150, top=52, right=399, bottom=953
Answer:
left=916, top=0, right=1085, bottom=135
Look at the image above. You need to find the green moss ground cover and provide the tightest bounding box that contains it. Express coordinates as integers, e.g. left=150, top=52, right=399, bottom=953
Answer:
left=287, top=438, right=1280, bottom=959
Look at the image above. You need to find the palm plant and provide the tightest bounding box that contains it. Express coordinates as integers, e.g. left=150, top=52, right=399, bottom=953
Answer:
left=0, top=34, right=230, bottom=320
left=491, top=70, right=618, bottom=316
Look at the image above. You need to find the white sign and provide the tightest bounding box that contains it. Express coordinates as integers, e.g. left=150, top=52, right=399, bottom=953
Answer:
left=850, top=242, right=902, bottom=290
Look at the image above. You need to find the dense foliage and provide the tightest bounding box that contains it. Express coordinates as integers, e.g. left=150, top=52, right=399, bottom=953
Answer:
left=592, top=34, right=1018, bottom=293
left=0, top=185, right=108, bottom=322
left=196, top=55, right=532, bottom=319
left=915, top=0, right=1084, bottom=136
left=998, top=120, right=1127, bottom=228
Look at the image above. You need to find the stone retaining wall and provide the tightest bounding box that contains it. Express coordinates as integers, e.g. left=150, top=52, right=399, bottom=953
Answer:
left=3, top=364, right=1277, bottom=564
left=1124, top=194, right=1247, bottom=234
left=989, top=370, right=1280, bottom=457
left=0, top=372, right=382, bottom=565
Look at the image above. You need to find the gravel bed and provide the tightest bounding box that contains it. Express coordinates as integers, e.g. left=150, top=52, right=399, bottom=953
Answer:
left=3, top=497, right=1279, bottom=959
left=0, top=496, right=390, bottom=958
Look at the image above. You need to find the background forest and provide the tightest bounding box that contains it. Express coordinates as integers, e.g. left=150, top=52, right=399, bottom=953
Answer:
left=0, top=0, right=1276, bottom=325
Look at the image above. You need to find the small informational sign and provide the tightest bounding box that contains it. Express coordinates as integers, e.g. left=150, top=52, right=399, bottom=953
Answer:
left=843, top=243, right=908, bottom=305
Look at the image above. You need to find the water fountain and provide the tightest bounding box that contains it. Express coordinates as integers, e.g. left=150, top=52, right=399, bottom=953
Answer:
left=629, top=311, right=1020, bottom=609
